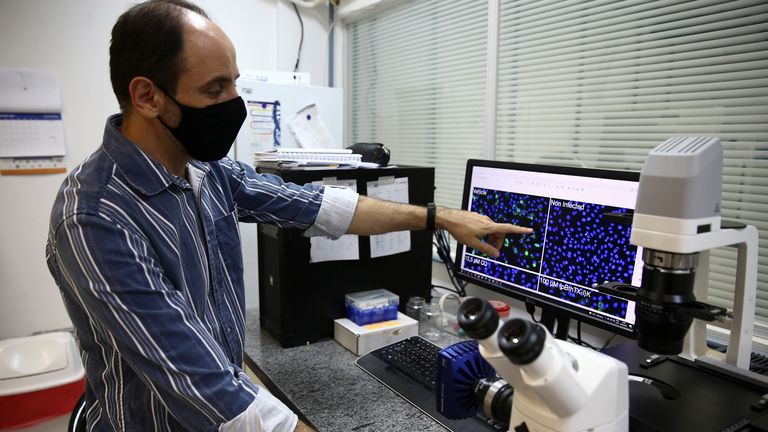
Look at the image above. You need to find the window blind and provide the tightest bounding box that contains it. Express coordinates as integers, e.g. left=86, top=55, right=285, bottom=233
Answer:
left=344, top=0, right=768, bottom=334
left=494, top=0, right=768, bottom=329
left=345, top=0, right=489, bottom=208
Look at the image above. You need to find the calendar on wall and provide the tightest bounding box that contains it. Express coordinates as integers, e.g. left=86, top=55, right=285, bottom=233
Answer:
left=0, top=113, right=66, bottom=158
left=0, top=68, right=67, bottom=174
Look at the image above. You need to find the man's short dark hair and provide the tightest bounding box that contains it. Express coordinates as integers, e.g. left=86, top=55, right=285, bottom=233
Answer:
left=109, top=0, right=209, bottom=112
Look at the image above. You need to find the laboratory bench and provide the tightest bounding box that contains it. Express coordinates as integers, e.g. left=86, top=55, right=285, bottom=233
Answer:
left=244, top=307, right=768, bottom=432
left=243, top=308, right=447, bottom=431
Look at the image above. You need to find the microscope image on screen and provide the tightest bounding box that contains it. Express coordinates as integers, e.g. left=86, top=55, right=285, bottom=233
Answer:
left=541, top=201, right=637, bottom=287
left=467, top=188, right=549, bottom=270
left=538, top=201, right=636, bottom=320
left=463, top=188, right=549, bottom=290
left=461, top=185, right=639, bottom=326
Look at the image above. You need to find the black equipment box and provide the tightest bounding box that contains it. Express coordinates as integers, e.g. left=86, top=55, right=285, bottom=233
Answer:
left=256, top=166, right=435, bottom=347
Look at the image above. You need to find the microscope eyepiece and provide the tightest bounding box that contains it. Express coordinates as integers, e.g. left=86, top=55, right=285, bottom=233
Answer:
left=498, top=319, right=546, bottom=365
left=458, top=297, right=499, bottom=340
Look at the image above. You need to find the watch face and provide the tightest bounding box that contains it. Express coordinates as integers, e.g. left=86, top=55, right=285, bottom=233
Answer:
left=427, top=202, right=436, bottom=230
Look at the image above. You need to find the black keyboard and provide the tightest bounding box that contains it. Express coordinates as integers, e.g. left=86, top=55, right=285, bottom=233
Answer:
left=373, top=336, right=440, bottom=389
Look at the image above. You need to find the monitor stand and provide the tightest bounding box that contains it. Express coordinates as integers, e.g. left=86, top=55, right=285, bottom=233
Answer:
left=538, top=307, right=570, bottom=340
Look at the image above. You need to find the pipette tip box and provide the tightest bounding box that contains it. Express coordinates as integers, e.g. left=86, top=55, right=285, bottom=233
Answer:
left=345, top=289, right=399, bottom=326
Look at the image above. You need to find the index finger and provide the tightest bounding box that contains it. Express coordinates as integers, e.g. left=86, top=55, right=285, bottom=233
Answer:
left=494, top=223, right=533, bottom=235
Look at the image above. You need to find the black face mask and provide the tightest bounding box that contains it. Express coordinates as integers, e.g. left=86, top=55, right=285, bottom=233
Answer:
left=158, top=91, right=247, bottom=162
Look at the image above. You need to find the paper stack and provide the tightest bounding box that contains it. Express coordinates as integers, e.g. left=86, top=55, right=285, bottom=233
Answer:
left=254, top=147, right=365, bottom=170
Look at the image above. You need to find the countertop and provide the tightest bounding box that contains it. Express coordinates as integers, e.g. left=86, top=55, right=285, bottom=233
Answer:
left=243, top=308, right=449, bottom=432
left=244, top=308, right=768, bottom=432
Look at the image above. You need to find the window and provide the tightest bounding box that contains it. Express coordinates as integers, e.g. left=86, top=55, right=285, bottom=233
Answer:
left=494, top=0, right=768, bottom=331
left=345, top=0, right=489, bottom=208
left=344, top=0, right=768, bottom=332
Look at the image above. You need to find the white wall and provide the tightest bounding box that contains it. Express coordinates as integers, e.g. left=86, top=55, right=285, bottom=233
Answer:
left=0, top=0, right=332, bottom=339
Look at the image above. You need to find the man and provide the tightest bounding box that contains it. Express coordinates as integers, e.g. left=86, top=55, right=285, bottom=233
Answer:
left=45, top=1, right=532, bottom=431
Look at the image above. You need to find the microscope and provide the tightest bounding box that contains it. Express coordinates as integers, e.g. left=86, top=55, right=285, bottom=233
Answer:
left=599, top=136, right=759, bottom=369
left=436, top=137, right=760, bottom=430
left=438, top=297, right=629, bottom=431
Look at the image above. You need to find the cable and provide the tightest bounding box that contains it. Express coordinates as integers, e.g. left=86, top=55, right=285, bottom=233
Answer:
left=432, top=286, right=460, bottom=296
left=600, top=333, right=618, bottom=351
left=567, top=321, right=600, bottom=351
left=526, top=303, right=540, bottom=323
left=432, top=229, right=467, bottom=297
left=289, top=0, right=325, bottom=7
left=568, top=335, right=600, bottom=351
left=436, top=230, right=467, bottom=297
left=564, top=321, right=618, bottom=352
left=322, top=8, right=337, bottom=86
left=432, top=284, right=461, bottom=296
left=291, top=2, right=304, bottom=72
left=577, top=320, right=583, bottom=344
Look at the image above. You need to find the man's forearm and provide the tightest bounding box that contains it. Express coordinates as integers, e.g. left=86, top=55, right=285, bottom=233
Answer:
left=346, top=196, right=427, bottom=235
left=344, top=195, right=533, bottom=259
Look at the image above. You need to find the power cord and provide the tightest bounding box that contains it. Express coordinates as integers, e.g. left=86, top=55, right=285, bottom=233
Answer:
left=570, top=321, right=600, bottom=351
left=432, top=284, right=462, bottom=296
left=322, top=4, right=336, bottom=85
left=433, top=229, right=467, bottom=297
left=289, top=0, right=326, bottom=7
left=567, top=321, right=618, bottom=352
left=291, top=2, right=304, bottom=72
left=600, top=333, right=618, bottom=351
left=526, top=302, right=540, bottom=323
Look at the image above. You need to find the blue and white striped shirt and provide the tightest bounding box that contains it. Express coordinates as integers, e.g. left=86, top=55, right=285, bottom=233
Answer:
left=45, top=115, right=357, bottom=431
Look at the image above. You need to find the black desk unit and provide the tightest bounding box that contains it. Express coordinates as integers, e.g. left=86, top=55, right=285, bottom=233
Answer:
left=256, top=166, right=434, bottom=347
left=604, top=342, right=768, bottom=432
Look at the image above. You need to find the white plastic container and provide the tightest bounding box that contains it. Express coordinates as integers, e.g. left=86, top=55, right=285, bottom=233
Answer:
left=0, top=332, right=85, bottom=429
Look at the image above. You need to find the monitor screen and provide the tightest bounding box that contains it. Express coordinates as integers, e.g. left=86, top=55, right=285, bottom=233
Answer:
left=454, top=159, right=642, bottom=336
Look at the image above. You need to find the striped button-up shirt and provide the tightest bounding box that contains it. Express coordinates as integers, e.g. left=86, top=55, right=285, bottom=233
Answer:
left=45, top=114, right=357, bottom=431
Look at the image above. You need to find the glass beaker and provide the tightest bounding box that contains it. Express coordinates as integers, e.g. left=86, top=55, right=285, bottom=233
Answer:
left=438, top=293, right=462, bottom=336
left=406, top=296, right=425, bottom=321
left=419, top=300, right=442, bottom=341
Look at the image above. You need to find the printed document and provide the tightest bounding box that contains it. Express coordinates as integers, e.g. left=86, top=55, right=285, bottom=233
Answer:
left=310, top=178, right=360, bottom=263
left=367, top=177, right=411, bottom=258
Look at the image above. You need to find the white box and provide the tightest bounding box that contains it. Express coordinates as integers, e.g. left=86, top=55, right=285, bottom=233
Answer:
left=334, top=312, right=418, bottom=356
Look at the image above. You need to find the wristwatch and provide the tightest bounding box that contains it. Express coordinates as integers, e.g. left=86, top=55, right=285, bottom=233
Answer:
left=426, top=202, right=436, bottom=231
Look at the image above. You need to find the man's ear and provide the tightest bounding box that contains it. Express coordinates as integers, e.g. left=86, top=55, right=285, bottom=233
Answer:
left=128, top=77, right=163, bottom=119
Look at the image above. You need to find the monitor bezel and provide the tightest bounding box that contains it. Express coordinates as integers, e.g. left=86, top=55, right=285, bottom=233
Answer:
left=453, top=158, right=641, bottom=338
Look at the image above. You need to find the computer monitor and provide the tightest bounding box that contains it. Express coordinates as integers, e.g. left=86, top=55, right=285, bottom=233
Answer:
left=454, top=159, right=642, bottom=337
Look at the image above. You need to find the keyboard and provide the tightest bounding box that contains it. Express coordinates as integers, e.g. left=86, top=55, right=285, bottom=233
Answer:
left=356, top=336, right=508, bottom=432
left=373, top=336, right=439, bottom=389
